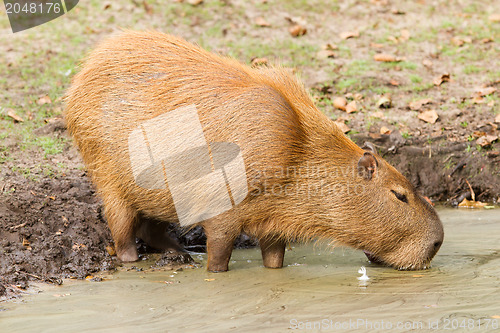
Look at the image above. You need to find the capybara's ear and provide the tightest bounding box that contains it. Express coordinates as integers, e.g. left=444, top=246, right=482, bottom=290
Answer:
left=357, top=152, right=378, bottom=180
left=361, top=142, right=377, bottom=155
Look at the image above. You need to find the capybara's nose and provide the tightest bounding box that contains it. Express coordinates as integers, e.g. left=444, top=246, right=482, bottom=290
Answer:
left=427, top=238, right=443, bottom=261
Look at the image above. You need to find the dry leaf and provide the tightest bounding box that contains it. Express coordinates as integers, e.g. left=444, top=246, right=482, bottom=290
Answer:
left=409, top=98, right=432, bottom=110
left=345, top=101, right=357, bottom=113
left=187, top=0, right=203, bottom=5
left=451, top=36, right=471, bottom=47
left=333, top=97, right=347, bottom=111
left=204, top=278, right=215, bottom=281
left=472, top=96, right=485, bottom=104
left=105, top=245, right=116, bottom=256
left=389, top=79, right=400, bottom=86
left=400, top=29, right=410, bottom=41
left=372, top=111, right=385, bottom=119
left=489, top=14, right=500, bottom=22
left=458, top=198, right=487, bottom=208
left=418, top=110, right=439, bottom=124
left=495, top=114, right=500, bottom=123
left=476, top=135, right=498, bottom=147
left=251, top=57, right=268, bottom=67
left=37, top=95, right=52, bottom=105
left=474, top=86, right=497, bottom=97
left=481, top=37, right=493, bottom=44
left=380, top=126, right=391, bottom=134
left=316, top=50, right=336, bottom=59
left=370, top=42, right=384, bottom=48
left=334, top=120, right=350, bottom=133
left=433, top=73, right=450, bottom=86
left=322, top=43, right=338, bottom=51
left=7, top=109, right=24, bottom=122
left=289, top=25, right=307, bottom=37
left=255, top=17, right=270, bottom=27
left=143, top=0, right=153, bottom=14
left=339, top=30, right=359, bottom=40
left=422, top=59, right=433, bottom=68
left=376, top=94, right=392, bottom=108
left=373, top=53, right=401, bottom=62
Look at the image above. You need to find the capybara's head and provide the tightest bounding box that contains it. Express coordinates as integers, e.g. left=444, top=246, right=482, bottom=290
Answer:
left=328, top=143, right=444, bottom=270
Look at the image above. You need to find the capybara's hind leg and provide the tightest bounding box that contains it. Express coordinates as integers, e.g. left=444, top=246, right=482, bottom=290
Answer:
left=103, top=195, right=139, bottom=262
left=136, top=217, right=184, bottom=252
left=259, top=237, right=285, bottom=269
left=204, top=219, right=240, bottom=272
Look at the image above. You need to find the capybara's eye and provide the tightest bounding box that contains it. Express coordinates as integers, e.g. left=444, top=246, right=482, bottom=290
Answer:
left=391, top=190, right=408, bottom=203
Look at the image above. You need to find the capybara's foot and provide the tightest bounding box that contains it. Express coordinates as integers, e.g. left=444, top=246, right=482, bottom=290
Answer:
left=260, top=237, right=285, bottom=269
left=117, top=245, right=139, bottom=262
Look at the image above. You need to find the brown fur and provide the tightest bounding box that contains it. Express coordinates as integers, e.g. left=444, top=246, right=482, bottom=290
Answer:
left=64, top=30, right=443, bottom=271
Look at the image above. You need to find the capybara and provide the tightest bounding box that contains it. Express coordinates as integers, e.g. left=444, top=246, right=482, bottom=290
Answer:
left=64, top=30, right=443, bottom=272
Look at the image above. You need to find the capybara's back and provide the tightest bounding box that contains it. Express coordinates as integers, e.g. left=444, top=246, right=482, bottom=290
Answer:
left=65, top=31, right=443, bottom=272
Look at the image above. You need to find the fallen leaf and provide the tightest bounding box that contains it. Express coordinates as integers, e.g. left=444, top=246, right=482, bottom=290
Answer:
left=418, top=110, right=439, bottom=124
left=472, top=96, right=485, bottom=104
left=451, top=36, right=471, bottom=47
left=458, top=198, right=487, bottom=208
left=476, top=135, right=498, bottom=147
left=412, top=274, right=424, bottom=278
left=105, top=245, right=116, bottom=256
left=22, top=238, right=30, bottom=247
left=474, top=86, right=496, bottom=97
left=316, top=50, right=336, bottom=59
left=334, top=120, right=350, bottom=133
left=204, top=278, right=215, bottom=281
left=389, top=79, right=400, bottom=86
left=333, top=97, right=347, bottom=111
left=255, top=17, right=270, bottom=27
left=289, top=25, right=307, bottom=37
left=380, top=126, right=391, bottom=134
left=480, top=37, right=493, bottom=44
left=409, top=98, right=432, bottom=110
left=370, top=42, right=384, bottom=48
left=422, top=59, right=433, bottom=68
left=377, top=94, right=392, bottom=108
left=37, top=95, right=52, bottom=105
left=142, top=0, right=153, bottom=14
left=492, top=315, right=500, bottom=319
left=339, top=30, right=359, bottom=40
left=322, top=43, right=338, bottom=51
left=400, top=29, right=410, bottom=41
left=373, top=53, right=401, bottom=62
left=187, top=0, right=203, bottom=5
left=433, top=73, right=450, bottom=86
left=345, top=101, right=357, bottom=113
left=251, top=57, right=268, bottom=67
left=372, top=111, right=385, bottom=119
left=495, top=114, right=500, bottom=123
left=489, top=14, right=500, bottom=22
left=7, top=109, right=24, bottom=122
left=423, top=196, right=434, bottom=206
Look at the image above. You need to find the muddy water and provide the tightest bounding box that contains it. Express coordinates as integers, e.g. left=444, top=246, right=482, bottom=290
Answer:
left=1, top=208, right=499, bottom=332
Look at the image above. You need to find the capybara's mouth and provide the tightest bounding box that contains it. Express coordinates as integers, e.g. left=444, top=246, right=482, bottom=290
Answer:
left=363, top=250, right=386, bottom=265
left=363, top=250, right=431, bottom=270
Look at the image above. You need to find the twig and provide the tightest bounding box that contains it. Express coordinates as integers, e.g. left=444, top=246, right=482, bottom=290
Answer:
left=465, top=179, right=475, bottom=201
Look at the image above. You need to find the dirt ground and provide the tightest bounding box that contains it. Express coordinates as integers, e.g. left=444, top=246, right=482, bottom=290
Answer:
left=1, top=0, right=499, bottom=300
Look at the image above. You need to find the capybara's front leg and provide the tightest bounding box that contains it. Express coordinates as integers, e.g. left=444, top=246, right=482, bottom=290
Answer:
left=103, top=195, right=139, bottom=262
left=204, top=221, right=239, bottom=272
left=260, top=237, right=285, bottom=269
